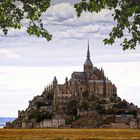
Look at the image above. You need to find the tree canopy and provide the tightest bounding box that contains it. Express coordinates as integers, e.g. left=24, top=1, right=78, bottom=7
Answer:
left=0, top=0, right=52, bottom=41
left=75, top=0, right=140, bottom=50
left=0, top=0, right=140, bottom=50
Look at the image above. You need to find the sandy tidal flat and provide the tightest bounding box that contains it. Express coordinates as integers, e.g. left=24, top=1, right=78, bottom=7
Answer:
left=0, top=129, right=140, bottom=140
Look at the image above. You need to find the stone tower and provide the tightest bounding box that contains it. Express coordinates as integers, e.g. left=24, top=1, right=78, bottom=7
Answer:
left=53, top=76, right=57, bottom=88
left=53, top=76, right=58, bottom=109
left=84, top=41, right=93, bottom=78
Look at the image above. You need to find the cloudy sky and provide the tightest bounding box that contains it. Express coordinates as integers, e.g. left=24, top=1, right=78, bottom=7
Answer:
left=0, top=0, right=140, bottom=117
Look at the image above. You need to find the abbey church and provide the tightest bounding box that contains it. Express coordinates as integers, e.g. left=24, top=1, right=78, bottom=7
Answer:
left=48, top=42, right=117, bottom=114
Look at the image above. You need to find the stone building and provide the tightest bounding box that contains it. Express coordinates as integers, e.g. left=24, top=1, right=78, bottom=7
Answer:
left=40, top=116, right=65, bottom=128
left=111, top=123, right=129, bottom=129
left=110, top=114, right=138, bottom=129
left=22, top=121, right=33, bottom=128
left=44, top=41, right=117, bottom=114
left=115, top=114, right=135, bottom=124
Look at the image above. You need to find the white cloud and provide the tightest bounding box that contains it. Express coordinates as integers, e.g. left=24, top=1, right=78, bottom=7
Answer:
left=97, top=62, right=140, bottom=87
left=51, top=0, right=79, bottom=5
left=44, top=3, right=75, bottom=22
left=42, top=3, right=114, bottom=27
left=40, top=2, right=115, bottom=41
left=0, top=48, right=21, bottom=59
left=54, top=29, right=85, bottom=39
left=81, top=25, right=100, bottom=33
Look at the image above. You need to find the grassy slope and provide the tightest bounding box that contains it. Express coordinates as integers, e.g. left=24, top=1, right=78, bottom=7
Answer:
left=0, top=129, right=140, bottom=140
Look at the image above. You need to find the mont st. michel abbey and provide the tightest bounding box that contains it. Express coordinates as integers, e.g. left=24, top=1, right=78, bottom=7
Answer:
left=6, top=42, right=140, bottom=129
left=52, top=43, right=117, bottom=114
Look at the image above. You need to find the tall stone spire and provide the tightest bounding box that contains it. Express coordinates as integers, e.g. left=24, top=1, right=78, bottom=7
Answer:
left=84, top=40, right=93, bottom=66
left=87, top=40, right=90, bottom=59
left=84, top=40, right=93, bottom=73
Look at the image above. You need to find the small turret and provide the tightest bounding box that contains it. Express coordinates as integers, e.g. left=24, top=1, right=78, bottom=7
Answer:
left=101, top=67, right=105, bottom=78
left=65, top=77, right=68, bottom=83
left=103, top=77, right=106, bottom=98
left=53, top=76, right=58, bottom=88
left=18, top=110, right=21, bottom=117
left=51, top=83, right=53, bottom=89
left=47, top=86, right=49, bottom=91
left=44, top=87, right=47, bottom=91
left=49, top=84, right=51, bottom=91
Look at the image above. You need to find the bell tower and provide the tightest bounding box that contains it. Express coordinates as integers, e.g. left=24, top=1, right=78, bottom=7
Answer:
left=84, top=40, right=93, bottom=73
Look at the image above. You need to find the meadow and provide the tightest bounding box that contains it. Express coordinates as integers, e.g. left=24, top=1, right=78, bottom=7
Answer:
left=0, top=129, right=140, bottom=140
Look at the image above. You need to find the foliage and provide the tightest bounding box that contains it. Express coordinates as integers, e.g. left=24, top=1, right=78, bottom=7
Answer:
left=36, top=101, right=47, bottom=109
left=95, top=104, right=106, bottom=114
left=67, top=100, right=79, bottom=116
left=29, top=110, right=53, bottom=122
left=75, top=0, right=140, bottom=50
left=127, top=109, right=137, bottom=117
left=46, top=92, right=54, bottom=101
left=0, top=0, right=52, bottom=41
left=110, top=95, right=118, bottom=103
left=65, top=116, right=75, bottom=125
left=12, top=117, right=22, bottom=126
left=36, top=92, right=53, bottom=108
left=80, top=100, right=90, bottom=110
left=113, top=99, right=129, bottom=109
left=1, top=0, right=140, bottom=50
left=89, top=95, right=100, bottom=102
left=82, top=91, right=89, bottom=98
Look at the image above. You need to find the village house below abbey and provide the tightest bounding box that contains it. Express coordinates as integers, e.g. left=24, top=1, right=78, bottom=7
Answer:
left=6, top=42, right=140, bottom=129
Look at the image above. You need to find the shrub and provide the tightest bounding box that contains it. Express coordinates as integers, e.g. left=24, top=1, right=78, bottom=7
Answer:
left=67, top=100, right=79, bottom=116
left=29, top=110, right=53, bottom=122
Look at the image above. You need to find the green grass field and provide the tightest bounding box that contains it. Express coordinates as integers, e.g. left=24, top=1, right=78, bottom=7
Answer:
left=0, top=129, right=140, bottom=140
